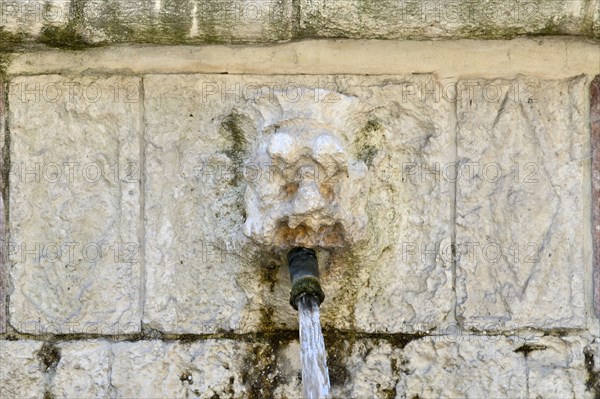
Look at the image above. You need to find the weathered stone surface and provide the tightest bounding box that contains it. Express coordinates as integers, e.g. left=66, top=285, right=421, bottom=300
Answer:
left=51, top=340, right=112, bottom=398
left=0, top=335, right=596, bottom=397
left=592, top=75, right=600, bottom=318
left=337, top=76, right=455, bottom=333
left=8, top=75, right=142, bottom=334
left=0, top=340, right=45, bottom=399
left=0, top=0, right=71, bottom=36
left=0, top=77, right=5, bottom=334
left=143, top=74, right=453, bottom=334
left=456, top=76, right=588, bottom=330
left=241, top=95, right=370, bottom=249
left=399, top=336, right=528, bottom=398
left=142, top=74, right=251, bottom=333
left=82, top=0, right=293, bottom=44
left=593, top=0, right=600, bottom=37
left=526, top=336, right=594, bottom=399
left=1, top=0, right=599, bottom=47
left=299, top=0, right=589, bottom=40
left=110, top=340, right=250, bottom=398
left=279, top=335, right=597, bottom=398
left=0, top=195, right=5, bottom=335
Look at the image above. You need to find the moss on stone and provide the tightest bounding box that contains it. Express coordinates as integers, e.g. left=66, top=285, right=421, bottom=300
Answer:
left=240, top=331, right=296, bottom=399
left=37, top=342, right=61, bottom=372
left=458, top=25, right=528, bottom=40
left=0, top=28, right=25, bottom=52
left=355, top=118, right=382, bottom=167
left=220, top=112, right=250, bottom=187
left=93, top=1, right=135, bottom=42
left=38, top=24, right=91, bottom=50
left=36, top=0, right=94, bottom=50
left=0, top=28, right=25, bottom=75
left=583, top=348, right=600, bottom=398
left=257, top=252, right=280, bottom=294
left=259, top=307, right=276, bottom=333
left=536, top=19, right=566, bottom=36
left=323, top=328, right=353, bottom=387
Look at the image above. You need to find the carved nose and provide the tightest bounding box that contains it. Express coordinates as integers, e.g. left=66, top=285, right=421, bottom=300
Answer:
left=292, top=181, right=327, bottom=215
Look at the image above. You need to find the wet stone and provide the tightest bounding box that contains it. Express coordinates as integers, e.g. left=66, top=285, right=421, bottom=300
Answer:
left=142, top=74, right=454, bottom=334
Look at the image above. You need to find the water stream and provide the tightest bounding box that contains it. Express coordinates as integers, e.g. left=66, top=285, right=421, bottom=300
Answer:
left=297, top=294, right=331, bottom=398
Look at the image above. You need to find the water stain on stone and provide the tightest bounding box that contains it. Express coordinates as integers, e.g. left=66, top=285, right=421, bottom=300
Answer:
left=273, top=222, right=346, bottom=248
left=584, top=348, right=600, bottom=399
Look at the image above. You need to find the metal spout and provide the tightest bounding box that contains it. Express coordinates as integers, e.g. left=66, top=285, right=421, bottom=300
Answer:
left=288, top=247, right=325, bottom=310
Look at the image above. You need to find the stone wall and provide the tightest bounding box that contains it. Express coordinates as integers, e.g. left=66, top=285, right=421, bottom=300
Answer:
left=1, top=2, right=600, bottom=398
left=0, top=0, right=599, bottom=48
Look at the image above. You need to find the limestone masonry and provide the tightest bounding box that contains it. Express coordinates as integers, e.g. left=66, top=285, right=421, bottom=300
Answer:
left=1, top=0, right=600, bottom=397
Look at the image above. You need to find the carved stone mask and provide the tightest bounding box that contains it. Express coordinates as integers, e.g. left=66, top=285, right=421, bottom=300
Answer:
left=243, top=120, right=368, bottom=249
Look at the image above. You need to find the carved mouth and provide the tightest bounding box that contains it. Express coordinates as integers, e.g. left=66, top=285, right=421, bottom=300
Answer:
left=273, top=221, right=346, bottom=248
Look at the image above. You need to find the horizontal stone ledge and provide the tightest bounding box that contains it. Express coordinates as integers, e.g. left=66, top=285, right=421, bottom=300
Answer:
left=6, top=38, right=600, bottom=78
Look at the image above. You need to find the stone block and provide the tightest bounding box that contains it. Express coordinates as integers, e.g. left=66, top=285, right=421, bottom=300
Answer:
left=399, top=336, right=528, bottom=398
left=593, top=0, right=600, bottom=38
left=51, top=340, right=112, bottom=398
left=0, top=340, right=45, bottom=399
left=8, top=75, right=142, bottom=334
left=456, top=76, right=588, bottom=330
left=592, top=75, right=600, bottom=318
left=526, top=336, right=593, bottom=399
left=0, top=0, right=71, bottom=36
left=299, top=0, right=588, bottom=39
left=110, top=340, right=250, bottom=398
left=82, top=0, right=293, bottom=44
left=0, top=77, right=5, bottom=334
left=143, top=74, right=454, bottom=334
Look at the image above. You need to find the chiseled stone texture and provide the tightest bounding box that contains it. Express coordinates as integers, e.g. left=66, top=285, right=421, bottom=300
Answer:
left=594, top=0, right=600, bottom=37
left=299, top=0, right=588, bottom=39
left=8, top=75, right=142, bottom=334
left=1, top=335, right=596, bottom=398
left=0, top=340, right=45, bottom=399
left=110, top=340, right=249, bottom=398
left=82, top=0, right=293, bottom=44
left=526, top=336, right=594, bottom=399
left=50, top=340, right=112, bottom=398
left=0, top=78, right=5, bottom=334
left=0, top=0, right=71, bottom=36
left=592, top=75, right=600, bottom=318
left=0, top=195, right=5, bottom=335
left=398, top=336, right=528, bottom=398
left=456, top=76, right=588, bottom=330
left=143, top=74, right=453, bottom=334
left=143, top=74, right=250, bottom=333
left=278, top=335, right=597, bottom=398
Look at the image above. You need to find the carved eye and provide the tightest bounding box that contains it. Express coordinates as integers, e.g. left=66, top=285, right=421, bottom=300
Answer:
left=267, top=133, right=298, bottom=164
left=312, top=134, right=347, bottom=168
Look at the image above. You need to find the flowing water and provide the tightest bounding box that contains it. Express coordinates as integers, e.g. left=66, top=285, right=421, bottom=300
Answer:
left=297, top=294, right=331, bottom=399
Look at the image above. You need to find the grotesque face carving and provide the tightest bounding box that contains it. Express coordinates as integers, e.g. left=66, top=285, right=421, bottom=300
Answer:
left=243, top=121, right=369, bottom=249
